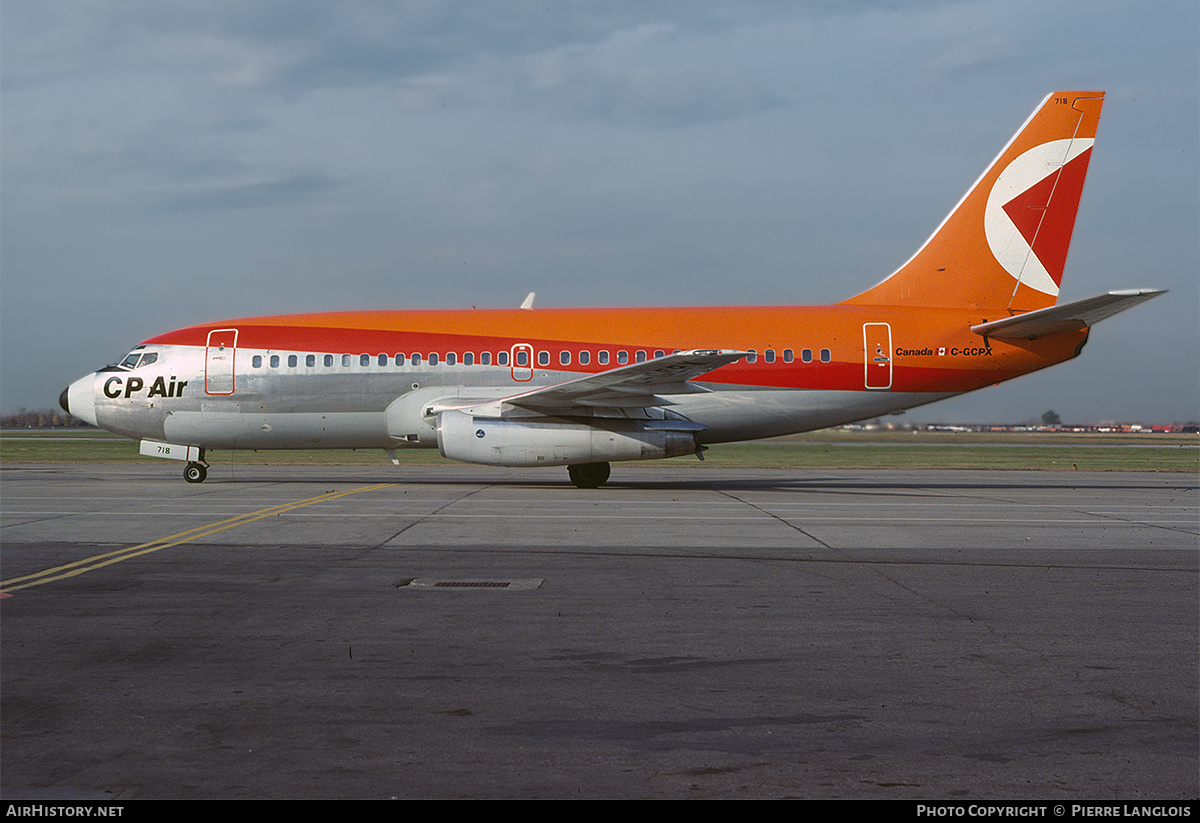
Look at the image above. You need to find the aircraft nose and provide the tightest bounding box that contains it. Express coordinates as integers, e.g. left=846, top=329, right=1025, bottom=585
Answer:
left=62, top=374, right=99, bottom=427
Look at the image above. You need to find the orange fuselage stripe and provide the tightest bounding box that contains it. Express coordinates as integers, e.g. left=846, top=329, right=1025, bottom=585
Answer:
left=146, top=305, right=1085, bottom=394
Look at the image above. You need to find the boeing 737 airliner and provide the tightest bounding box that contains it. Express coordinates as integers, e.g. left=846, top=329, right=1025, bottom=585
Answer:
left=61, top=91, right=1163, bottom=487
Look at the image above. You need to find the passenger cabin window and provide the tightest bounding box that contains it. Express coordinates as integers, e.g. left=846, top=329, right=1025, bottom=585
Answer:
left=579, top=351, right=590, bottom=365
left=394, top=354, right=405, bottom=366
left=598, top=351, right=609, bottom=365
left=325, top=355, right=334, bottom=367
left=463, top=353, right=474, bottom=365
left=252, top=355, right=263, bottom=368
left=765, top=349, right=775, bottom=363
left=746, top=350, right=758, bottom=363
left=820, top=348, right=831, bottom=363
left=783, top=349, right=794, bottom=363
left=270, top=355, right=280, bottom=368
left=360, top=354, right=370, bottom=367
left=378, top=354, right=388, bottom=366
left=481, top=352, right=492, bottom=365
left=801, top=349, right=813, bottom=363
left=636, top=350, right=646, bottom=363
left=446, top=352, right=457, bottom=365
left=412, top=353, right=422, bottom=365
left=516, top=350, right=528, bottom=367
left=538, top=351, right=549, bottom=366
left=288, top=355, right=298, bottom=368
left=617, top=351, right=628, bottom=364
left=428, top=353, right=439, bottom=365
left=560, top=351, right=570, bottom=366
left=497, top=351, right=508, bottom=366
left=342, top=354, right=352, bottom=368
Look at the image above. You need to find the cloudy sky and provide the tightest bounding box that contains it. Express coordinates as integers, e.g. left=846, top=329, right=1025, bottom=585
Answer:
left=3, top=0, right=1196, bottom=424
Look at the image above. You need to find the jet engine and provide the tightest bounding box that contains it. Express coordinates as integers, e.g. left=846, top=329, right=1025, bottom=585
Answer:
left=436, top=409, right=699, bottom=467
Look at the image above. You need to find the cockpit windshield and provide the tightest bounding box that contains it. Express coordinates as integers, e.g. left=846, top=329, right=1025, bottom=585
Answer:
left=115, top=347, right=158, bottom=370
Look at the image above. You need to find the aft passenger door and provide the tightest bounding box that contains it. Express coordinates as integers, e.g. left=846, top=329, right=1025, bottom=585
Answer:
left=863, top=323, right=892, bottom=390
left=205, top=328, right=238, bottom=395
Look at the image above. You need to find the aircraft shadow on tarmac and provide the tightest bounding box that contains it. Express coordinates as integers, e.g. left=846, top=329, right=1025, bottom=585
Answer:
left=170, top=466, right=1194, bottom=495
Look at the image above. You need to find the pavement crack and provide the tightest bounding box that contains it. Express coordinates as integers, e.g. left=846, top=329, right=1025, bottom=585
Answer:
left=712, top=488, right=834, bottom=549
left=373, top=484, right=492, bottom=547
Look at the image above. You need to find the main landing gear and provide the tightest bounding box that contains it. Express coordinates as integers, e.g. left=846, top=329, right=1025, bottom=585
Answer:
left=184, top=461, right=208, bottom=484
left=567, top=462, right=610, bottom=489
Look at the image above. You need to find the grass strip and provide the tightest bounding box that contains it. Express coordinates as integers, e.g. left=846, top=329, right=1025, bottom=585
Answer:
left=3, top=430, right=1195, bottom=472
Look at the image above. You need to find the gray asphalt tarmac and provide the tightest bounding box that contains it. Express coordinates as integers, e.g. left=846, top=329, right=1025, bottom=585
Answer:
left=1, top=462, right=1196, bottom=800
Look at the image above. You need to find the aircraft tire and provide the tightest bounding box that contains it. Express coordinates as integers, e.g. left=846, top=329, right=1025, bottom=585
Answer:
left=184, top=462, right=208, bottom=484
left=568, top=462, right=610, bottom=489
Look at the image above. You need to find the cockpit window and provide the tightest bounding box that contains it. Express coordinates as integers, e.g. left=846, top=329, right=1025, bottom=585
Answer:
left=116, top=347, right=157, bottom=370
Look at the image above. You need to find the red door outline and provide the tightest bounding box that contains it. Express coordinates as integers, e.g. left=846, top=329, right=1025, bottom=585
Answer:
left=510, top=343, right=533, bottom=382
left=205, top=328, right=238, bottom=395
left=863, top=323, right=892, bottom=390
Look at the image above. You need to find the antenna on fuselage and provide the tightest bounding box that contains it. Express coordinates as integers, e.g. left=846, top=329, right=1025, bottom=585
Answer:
left=520, top=292, right=535, bottom=309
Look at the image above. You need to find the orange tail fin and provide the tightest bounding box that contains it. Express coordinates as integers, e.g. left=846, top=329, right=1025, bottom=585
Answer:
left=843, top=91, right=1104, bottom=312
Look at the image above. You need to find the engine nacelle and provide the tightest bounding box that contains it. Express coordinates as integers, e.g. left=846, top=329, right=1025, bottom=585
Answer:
left=436, top=410, right=699, bottom=467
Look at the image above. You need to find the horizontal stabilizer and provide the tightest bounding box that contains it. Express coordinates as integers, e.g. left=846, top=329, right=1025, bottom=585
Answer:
left=971, top=289, right=1166, bottom=339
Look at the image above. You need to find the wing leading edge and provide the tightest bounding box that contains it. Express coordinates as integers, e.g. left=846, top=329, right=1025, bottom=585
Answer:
left=431, top=349, right=748, bottom=416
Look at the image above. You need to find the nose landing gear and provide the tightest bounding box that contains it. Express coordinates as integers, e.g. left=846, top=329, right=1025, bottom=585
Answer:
left=184, top=461, right=208, bottom=483
left=137, top=440, right=209, bottom=482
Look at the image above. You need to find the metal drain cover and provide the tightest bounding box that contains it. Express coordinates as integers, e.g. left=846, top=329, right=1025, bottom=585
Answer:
left=398, top=578, right=544, bottom=591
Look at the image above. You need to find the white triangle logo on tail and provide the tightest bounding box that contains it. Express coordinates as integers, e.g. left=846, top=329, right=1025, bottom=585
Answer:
left=984, top=138, right=1094, bottom=297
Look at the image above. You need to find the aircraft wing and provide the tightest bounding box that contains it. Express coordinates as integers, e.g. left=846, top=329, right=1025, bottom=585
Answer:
left=971, top=289, right=1166, bottom=339
left=432, top=349, right=747, bottom=415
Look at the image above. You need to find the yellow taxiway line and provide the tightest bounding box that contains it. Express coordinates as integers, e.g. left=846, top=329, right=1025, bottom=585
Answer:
left=0, top=483, right=396, bottom=593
